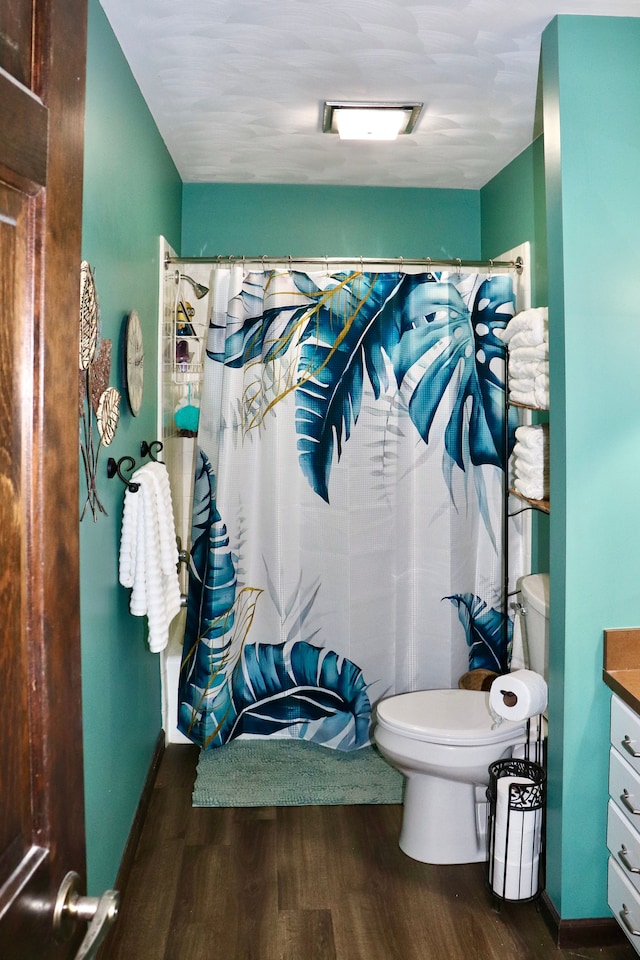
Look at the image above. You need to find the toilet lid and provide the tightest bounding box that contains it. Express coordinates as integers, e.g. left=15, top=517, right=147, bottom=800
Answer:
left=375, top=689, right=526, bottom=745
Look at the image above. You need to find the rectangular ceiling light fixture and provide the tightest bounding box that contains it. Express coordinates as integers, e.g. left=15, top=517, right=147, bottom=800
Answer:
left=322, top=101, right=423, bottom=141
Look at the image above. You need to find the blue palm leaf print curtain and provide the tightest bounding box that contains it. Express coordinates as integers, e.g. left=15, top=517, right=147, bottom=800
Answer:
left=179, top=265, right=524, bottom=751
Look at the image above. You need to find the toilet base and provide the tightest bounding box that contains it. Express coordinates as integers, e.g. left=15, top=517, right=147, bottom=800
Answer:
left=399, top=773, right=488, bottom=864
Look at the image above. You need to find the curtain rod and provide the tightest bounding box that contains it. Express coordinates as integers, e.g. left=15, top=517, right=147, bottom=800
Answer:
left=164, top=253, right=524, bottom=274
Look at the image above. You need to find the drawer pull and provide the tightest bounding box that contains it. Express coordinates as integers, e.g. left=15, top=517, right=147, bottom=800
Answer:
left=621, top=904, right=640, bottom=937
left=622, top=735, right=640, bottom=758
left=619, top=845, right=640, bottom=874
left=621, top=789, right=640, bottom=816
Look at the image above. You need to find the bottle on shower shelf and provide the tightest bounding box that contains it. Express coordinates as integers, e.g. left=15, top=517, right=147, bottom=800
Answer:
left=176, top=300, right=196, bottom=337
left=176, top=339, right=191, bottom=368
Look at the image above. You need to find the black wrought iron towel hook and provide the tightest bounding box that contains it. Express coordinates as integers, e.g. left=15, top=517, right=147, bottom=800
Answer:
left=140, top=439, right=164, bottom=462
left=107, top=440, right=164, bottom=493
left=106, top=455, right=139, bottom=492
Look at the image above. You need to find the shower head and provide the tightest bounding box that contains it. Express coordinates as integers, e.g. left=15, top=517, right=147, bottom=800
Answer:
left=176, top=271, right=209, bottom=299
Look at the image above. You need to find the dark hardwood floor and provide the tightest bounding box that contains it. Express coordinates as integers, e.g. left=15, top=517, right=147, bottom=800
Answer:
left=106, top=745, right=635, bottom=960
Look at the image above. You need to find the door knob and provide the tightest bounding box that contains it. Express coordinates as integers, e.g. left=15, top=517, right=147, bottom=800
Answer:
left=53, top=871, right=119, bottom=960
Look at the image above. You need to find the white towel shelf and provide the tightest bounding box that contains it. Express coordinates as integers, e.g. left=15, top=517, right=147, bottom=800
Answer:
left=506, top=340, right=550, bottom=517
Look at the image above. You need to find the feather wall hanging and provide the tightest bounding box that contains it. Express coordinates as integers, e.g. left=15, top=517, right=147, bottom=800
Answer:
left=79, top=261, right=121, bottom=520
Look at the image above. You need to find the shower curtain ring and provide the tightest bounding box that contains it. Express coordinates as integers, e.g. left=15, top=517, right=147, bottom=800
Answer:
left=456, top=258, right=462, bottom=278
left=488, top=259, right=494, bottom=279
left=398, top=256, right=404, bottom=274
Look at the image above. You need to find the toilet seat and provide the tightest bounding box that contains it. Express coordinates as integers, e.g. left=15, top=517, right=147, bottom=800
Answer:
left=375, top=689, right=526, bottom=746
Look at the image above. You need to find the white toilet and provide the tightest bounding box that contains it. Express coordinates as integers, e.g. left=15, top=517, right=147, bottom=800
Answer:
left=373, top=573, right=549, bottom=865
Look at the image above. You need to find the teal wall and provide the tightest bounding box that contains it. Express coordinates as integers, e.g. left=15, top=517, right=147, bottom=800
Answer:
left=481, top=137, right=547, bottom=307
left=542, top=15, right=640, bottom=918
left=182, top=183, right=481, bottom=259
left=480, top=140, right=550, bottom=575
left=80, top=0, right=182, bottom=895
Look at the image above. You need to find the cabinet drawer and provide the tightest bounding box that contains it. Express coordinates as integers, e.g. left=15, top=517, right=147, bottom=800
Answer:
left=608, top=800, right=640, bottom=896
left=610, top=748, right=640, bottom=830
left=609, top=857, right=640, bottom=954
left=612, top=695, right=640, bottom=776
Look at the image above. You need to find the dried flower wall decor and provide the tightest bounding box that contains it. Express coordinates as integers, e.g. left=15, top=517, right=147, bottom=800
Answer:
left=79, top=261, right=121, bottom=520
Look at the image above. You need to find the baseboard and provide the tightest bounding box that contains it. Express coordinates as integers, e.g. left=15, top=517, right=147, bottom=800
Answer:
left=97, top=729, right=165, bottom=959
left=540, top=890, right=626, bottom=949
left=114, top=729, right=165, bottom=893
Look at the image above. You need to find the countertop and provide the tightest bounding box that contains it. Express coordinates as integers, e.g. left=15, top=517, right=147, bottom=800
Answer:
left=603, top=627, right=640, bottom=715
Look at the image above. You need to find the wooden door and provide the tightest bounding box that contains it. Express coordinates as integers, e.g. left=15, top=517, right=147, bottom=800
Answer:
left=0, top=0, right=89, bottom=957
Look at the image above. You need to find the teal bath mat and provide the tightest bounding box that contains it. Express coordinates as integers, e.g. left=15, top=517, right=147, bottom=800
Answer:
left=192, top=739, right=405, bottom=807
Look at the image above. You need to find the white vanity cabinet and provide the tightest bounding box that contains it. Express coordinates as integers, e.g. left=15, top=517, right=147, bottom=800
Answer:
left=608, top=694, right=640, bottom=952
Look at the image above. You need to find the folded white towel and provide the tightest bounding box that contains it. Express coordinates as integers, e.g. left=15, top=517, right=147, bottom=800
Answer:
left=118, top=462, right=182, bottom=653
left=513, top=420, right=549, bottom=499
left=513, top=442, right=549, bottom=466
left=511, top=382, right=549, bottom=408
left=514, top=458, right=545, bottom=483
left=515, top=424, right=548, bottom=451
left=508, top=350, right=550, bottom=407
left=509, top=358, right=548, bottom=379
left=514, top=476, right=548, bottom=501
left=507, top=327, right=548, bottom=350
left=497, top=307, right=548, bottom=345
left=508, top=342, right=549, bottom=362
left=509, top=375, right=536, bottom=393
left=509, top=388, right=537, bottom=407
left=534, top=374, right=549, bottom=409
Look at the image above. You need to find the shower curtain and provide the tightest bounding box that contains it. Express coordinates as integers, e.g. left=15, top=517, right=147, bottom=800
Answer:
left=178, top=265, right=522, bottom=751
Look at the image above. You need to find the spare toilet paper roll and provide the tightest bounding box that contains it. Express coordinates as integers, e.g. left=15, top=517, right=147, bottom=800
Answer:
left=489, top=669, right=548, bottom=722
left=491, top=853, right=540, bottom=900
left=493, top=777, right=541, bottom=854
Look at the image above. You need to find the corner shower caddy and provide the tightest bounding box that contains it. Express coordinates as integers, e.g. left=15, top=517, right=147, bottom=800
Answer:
left=161, top=264, right=210, bottom=448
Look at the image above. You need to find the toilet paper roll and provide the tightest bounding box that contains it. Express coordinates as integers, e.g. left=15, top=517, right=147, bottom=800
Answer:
left=493, top=778, right=542, bottom=857
left=491, top=854, right=540, bottom=900
left=489, top=669, right=548, bottom=722
left=494, top=778, right=534, bottom=848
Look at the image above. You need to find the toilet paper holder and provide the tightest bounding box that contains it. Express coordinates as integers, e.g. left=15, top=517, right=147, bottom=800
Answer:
left=486, top=755, right=546, bottom=903
left=500, top=690, right=519, bottom=708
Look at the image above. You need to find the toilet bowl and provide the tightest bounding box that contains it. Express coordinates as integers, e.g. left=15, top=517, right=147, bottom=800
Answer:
left=374, top=573, right=550, bottom=866
left=374, top=689, right=527, bottom=864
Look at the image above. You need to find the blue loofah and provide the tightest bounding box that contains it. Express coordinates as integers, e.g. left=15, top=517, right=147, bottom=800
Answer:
left=174, top=404, right=200, bottom=433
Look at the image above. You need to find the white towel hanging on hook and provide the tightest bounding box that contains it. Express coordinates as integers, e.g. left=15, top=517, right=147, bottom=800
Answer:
left=119, top=460, right=182, bottom=652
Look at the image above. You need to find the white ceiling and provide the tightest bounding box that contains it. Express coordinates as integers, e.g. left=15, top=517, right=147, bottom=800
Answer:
left=99, top=0, right=640, bottom=190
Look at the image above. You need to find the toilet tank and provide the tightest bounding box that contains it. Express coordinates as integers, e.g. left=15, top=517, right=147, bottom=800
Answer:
left=519, top=573, right=549, bottom=680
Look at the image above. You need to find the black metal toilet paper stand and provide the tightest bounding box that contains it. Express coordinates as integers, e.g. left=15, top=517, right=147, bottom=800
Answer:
left=486, top=729, right=546, bottom=904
